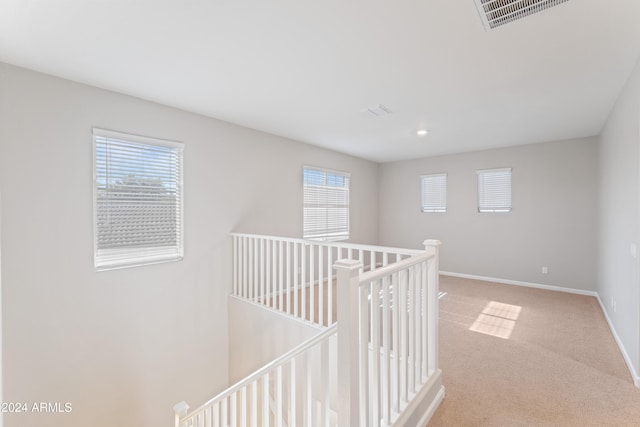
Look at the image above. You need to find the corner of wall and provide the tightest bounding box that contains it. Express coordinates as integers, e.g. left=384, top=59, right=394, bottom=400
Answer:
left=596, top=295, right=640, bottom=387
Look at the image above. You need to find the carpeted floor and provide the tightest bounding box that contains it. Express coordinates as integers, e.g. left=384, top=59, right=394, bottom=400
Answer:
left=428, top=275, right=640, bottom=426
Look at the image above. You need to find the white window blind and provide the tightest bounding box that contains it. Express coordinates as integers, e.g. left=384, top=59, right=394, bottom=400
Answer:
left=421, top=173, right=447, bottom=213
left=93, top=128, right=184, bottom=270
left=477, top=168, right=512, bottom=213
left=303, top=167, right=350, bottom=241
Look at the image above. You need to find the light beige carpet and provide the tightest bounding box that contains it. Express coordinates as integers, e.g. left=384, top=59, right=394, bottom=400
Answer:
left=429, top=275, right=640, bottom=426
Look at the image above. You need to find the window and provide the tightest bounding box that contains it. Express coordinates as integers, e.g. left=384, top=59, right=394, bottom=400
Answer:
left=93, top=128, right=184, bottom=270
left=303, top=167, right=350, bottom=241
left=477, top=168, right=512, bottom=213
left=421, top=173, right=447, bottom=213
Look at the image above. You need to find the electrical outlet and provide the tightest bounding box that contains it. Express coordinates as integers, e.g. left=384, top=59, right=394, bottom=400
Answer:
left=541, top=266, right=548, bottom=274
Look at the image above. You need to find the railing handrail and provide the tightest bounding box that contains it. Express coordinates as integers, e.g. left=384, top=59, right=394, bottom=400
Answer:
left=357, top=251, right=433, bottom=285
left=180, top=323, right=338, bottom=423
left=230, top=232, right=422, bottom=257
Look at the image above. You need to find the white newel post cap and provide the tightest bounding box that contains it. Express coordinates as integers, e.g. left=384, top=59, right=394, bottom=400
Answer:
left=423, top=239, right=442, bottom=247
left=333, top=259, right=362, bottom=271
left=173, top=401, right=189, bottom=417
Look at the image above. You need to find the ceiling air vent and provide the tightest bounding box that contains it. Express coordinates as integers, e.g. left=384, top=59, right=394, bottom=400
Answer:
left=473, top=0, right=569, bottom=30
left=365, top=104, right=393, bottom=117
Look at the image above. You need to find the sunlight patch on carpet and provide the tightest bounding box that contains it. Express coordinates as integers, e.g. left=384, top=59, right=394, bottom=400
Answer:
left=469, top=301, right=522, bottom=339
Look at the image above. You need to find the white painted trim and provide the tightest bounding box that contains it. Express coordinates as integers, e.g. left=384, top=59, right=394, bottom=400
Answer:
left=440, top=271, right=598, bottom=297
left=596, top=296, right=640, bottom=388
left=392, top=369, right=444, bottom=427
left=416, top=386, right=445, bottom=427
left=92, top=127, right=183, bottom=149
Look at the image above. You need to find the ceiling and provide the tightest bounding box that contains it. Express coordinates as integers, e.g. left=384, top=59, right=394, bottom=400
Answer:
left=1, top=1, right=639, bottom=163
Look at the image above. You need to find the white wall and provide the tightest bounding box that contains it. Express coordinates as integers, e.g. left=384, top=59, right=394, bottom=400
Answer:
left=378, top=137, right=598, bottom=292
left=0, top=191, right=3, bottom=427
left=0, top=63, right=379, bottom=427
left=228, top=296, right=323, bottom=384
left=597, top=57, right=640, bottom=385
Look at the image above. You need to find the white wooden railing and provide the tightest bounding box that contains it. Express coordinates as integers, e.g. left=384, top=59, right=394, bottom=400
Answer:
left=230, top=233, right=421, bottom=327
left=335, top=239, right=441, bottom=426
left=175, top=324, right=338, bottom=427
left=175, top=235, right=443, bottom=427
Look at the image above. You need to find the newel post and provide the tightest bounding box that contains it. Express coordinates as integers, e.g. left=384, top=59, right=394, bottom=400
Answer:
left=334, top=259, right=362, bottom=427
left=424, top=240, right=442, bottom=374
left=173, top=401, right=189, bottom=427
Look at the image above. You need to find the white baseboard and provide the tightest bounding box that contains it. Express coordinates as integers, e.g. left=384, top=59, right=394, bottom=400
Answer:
left=416, top=386, right=445, bottom=427
left=596, top=296, right=640, bottom=388
left=440, top=271, right=598, bottom=297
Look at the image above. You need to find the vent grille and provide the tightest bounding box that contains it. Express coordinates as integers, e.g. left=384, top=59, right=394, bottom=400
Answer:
left=473, top=0, right=569, bottom=30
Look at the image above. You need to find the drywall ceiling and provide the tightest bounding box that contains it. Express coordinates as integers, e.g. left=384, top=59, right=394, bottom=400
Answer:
left=1, top=0, right=639, bottom=162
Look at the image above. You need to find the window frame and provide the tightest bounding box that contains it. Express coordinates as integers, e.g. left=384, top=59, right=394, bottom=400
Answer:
left=92, top=128, right=184, bottom=271
left=420, top=173, right=447, bottom=213
left=303, top=166, right=350, bottom=242
left=476, top=167, right=512, bottom=213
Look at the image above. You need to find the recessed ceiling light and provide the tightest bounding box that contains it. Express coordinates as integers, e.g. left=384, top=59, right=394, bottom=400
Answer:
left=417, top=129, right=428, bottom=136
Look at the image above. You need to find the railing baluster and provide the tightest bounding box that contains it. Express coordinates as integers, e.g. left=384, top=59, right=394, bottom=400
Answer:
left=260, top=239, right=265, bottom=304
left=249, top=236, right=253, bottom=299
left=294, top=243, right=299, bottom=318
left=221, top=398, right=227, bottom=427
left=262, top=374, right=270, bottom=427
left=381, top=275, right=391, bottom=424
left=327, top=246, right=333, bottom=325
left=242, top=236, right=248, bottom=298
left=322, top=338, right=330, bottom=427
left=301, top=244, right=306, bottom=322
left=233, top=235, right=238, bottom=295
left=359, top=285, right=370, bottom=425
left=392, top=271, right=399, bottom=413
left=310, top=244, right=315, bottom=324
left=422, top=260, right=428, bottom=380
left=211, top=403, right=218, bottom=427
left=250, top=381, right=257, bottom=427
left=265, top=239, right=271, bottom=309
left=272, top=240, right=277, bottom=309
left=370, top=250, right=376, bottom=273
left=414, top=263, right=422, bottom=388
left=276, top=366, right=283, bottom=427
left=289, top=359, right=296, bottom=427
left=279, top=240, right=284, bottom=311
left=304, top=352, right=312, bottom=426
left=241, top=388, right=247, bottom=427
left=408, top=265, right=415, bottom=394
left=230, top=393, right=236, bottom=427
left=287, top=241, right=292, bottom=315
left=399, top=268, right=408, bottom=406
left=319, top=245, right=324, bottom=326
left=249, top=239, right=259, bottom=301
left=371, top=278, right=381, bottom=426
